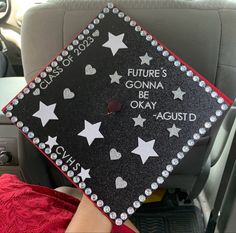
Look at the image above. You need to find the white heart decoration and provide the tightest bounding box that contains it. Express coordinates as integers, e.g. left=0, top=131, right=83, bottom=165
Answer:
left=115, top=176, right=127, bottom=189
left=85, top=64, right=96, bottom=75
left=92, top=30, right=100, bottom=37
left=110, top=148, right=122, bottom=160
left=33, top=88, right=40, bottom=96
left=63, top=88, right=75, bottom=99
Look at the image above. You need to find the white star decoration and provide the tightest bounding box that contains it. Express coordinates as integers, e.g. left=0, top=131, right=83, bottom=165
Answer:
left=78, top=120, right=104, bottom=146
left=132, top=137, right=159, bottom=164
left=139, top=52, right=153, bottom=65
left=102, top=32, right=128, bottom=56
left=132, top=114, right=146, bottom=127
left=172, top=87, right=186, bottom=100
left=109, top=71, right=122, bottom=84
left=78, top=167, right=91, bottom=181
left=45, top=136, right=58, bottom=149
left=33, top=101, right=58, bottom=127
left=167, top=124, right=182, bottom=138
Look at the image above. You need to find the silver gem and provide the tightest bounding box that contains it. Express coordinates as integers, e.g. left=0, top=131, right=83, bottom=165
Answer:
left=166, top=165, right=173, bottom=172
left=199, top=127, right=206, bottom=135
left=186, top=70, right=193, bottom=77
left=11, top=116, right=17, bottom=123
left=146, top=35, right=152, bottom=41
left=174, top=60, right=181, bottom=67
left=29, top=83, right=36, bottom=89
left=157, top=45, right=163, bottom=51
left=145, top=188, right=152, bottom=196
left=205, top=86, right=212, bottom=93
left=98, top=13, right=105, bottom=19
left=45, top=147, right=51, bottom=154
left=127, top=207, right=134, bottom=215
left=193, top=76, right=199, bottom=82
left=103, top=8, right=110, bottom=13
left=199, top=81, right=206, bottom=87
left=72, top=40, right=79, bottom=46
left=67, top=170, right=74, bottom=177
left=97, top=200, right=104, bottom=207
left=124, top=16, right=131, bottom=22
left=139, top=195, right=146, bottom=202
left=23, top=88, right=30, bottom=94
left=193, top=133, right=200, bottom=140
left=50, top=153, right=57, bottom=160
left=35, top=77, right=41, bottom=83
left=7, top=105, right=13, bottom=111
left=182, top=146, right=189, bottom=153
left=40, top=72, right=47, bottom=78
left=187, top=139, right=195, bottom=146
left=168, top=56, right=175, bottom=62
left=211, top=91, right=218, bottom=98
left=221, top=104, right=228, bottom=111
left=140, top=30, right=147, bottom=36
left=46, top=66, right=52, bottom=72
left=151, top=182, right=158, bottom=190
left=33, top=138, right=40, bottom=144
left=62, top=50, right=68, bottom=56
left=56, top=55, right=63, bottom=61
left=110, top=212, right=117, bottom=219
left=6, top=112, right=12, bottom=118
left=56, top=159, right=62, bottom=166
left=103, top=205, right=110, bottom=213
left=135, top=25, right=141, bottom=32
left=88, top=23, right=94, bottom=29
left=112, top=8, right=119, bottom=14
left=91, top=194, right=98, bottom=201
left=83, top=29, right=89, bottom=35
left=162, top=170, right=169, bottom=178
left=85, top=188, right=92, bottom=195
left=133, top=201, right=141, bottom=208
left=12, top=99, right=19, bottom=105
left=210, top=116, right=217, bottom=122
left=93, top=18, right=100, bottom=24
left=115, top=218, right=123, bottom=226
left=177, top=152, right=184, bottom=159
left=130, top=20, right=136, bottom=26
left=17, top=121, right=23, bottom=128
left=120, top=213, right=128, bottom=220
left=51, top=61, right=58, bottom=67
left=180, top=65, right=187, bottom=72
left=118, top=12, right=124, bottom=18
left=151, top=40, right=158, bottom=46
left=39, top=143, right=45, bottom=149
left=18, top=93, right=24, bottom=99
left=62, top=165, right=68, bottom=171
left=22, top=126, right=29, bottom=133
left=172, top=158, right=179, bottom=166
left=217, top=97, right=224, bottom=104
left=162, top=50, right=169, bottom=57
left=67, top=45, right=73, bottom=51
left=157, top=176, right=164, bottom=184
left=78, top=34, right=84, bottom=40
left=73, top=176, right=80, bottom=183
left=28, top=132, right=34, bottom=139
left=79, top=182, right=86, bottom=189
left=216, top=110, right=223, bottom=116
left=205, top=122, right=212, bottom=129
left=107, top=2, right=114, bottom=8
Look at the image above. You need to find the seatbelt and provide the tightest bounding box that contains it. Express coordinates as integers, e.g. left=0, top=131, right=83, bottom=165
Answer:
left=206, top=118, right=236, bottom=233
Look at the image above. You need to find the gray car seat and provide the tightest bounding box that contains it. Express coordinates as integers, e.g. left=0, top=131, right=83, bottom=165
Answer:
left=20, top=0, right=236, bottom=198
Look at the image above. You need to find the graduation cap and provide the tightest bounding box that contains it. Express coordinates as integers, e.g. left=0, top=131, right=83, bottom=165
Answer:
left=2, top=2, right=232, bottom=226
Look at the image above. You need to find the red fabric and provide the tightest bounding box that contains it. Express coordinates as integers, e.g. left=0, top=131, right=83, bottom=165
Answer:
left=0, top=174, right=134, bottom=233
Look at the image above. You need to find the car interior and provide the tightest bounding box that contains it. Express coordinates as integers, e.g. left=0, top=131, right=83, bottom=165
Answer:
left=0, top=0, right=236, bottom=232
